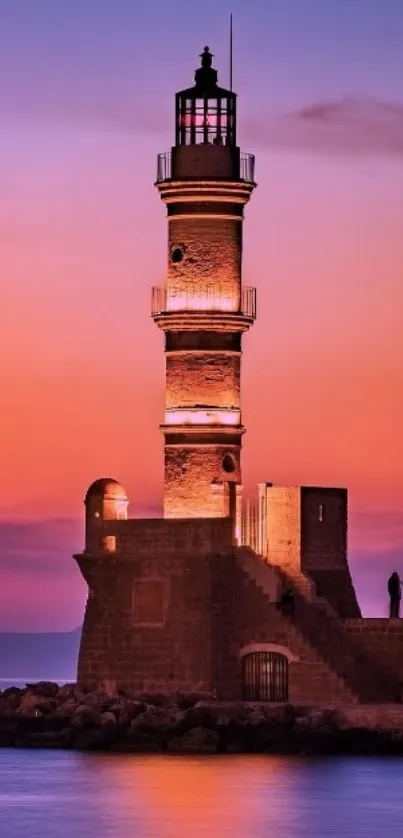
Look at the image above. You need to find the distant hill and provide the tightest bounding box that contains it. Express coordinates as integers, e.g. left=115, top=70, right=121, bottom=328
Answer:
left=0, top=628, right=81, bottom=684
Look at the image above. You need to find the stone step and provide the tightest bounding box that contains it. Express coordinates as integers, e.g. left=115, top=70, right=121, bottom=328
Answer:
left=235, top=548, right=401, bottom=704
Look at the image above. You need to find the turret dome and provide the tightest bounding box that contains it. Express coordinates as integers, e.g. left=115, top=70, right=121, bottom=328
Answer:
left=84, top=478, right=127, bottom=503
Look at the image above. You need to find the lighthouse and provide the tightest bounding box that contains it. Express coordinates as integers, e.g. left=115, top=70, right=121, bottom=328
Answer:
left=74, top=43, right=365, bottom=703
left=152, top=46, right=257, bottom=520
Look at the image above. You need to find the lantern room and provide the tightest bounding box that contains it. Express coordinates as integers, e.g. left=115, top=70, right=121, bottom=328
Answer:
left=175, top=46, right=236, bottom=147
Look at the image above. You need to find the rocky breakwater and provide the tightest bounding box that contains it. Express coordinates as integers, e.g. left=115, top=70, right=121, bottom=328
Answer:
left=1, top=683, right=403, bottom=754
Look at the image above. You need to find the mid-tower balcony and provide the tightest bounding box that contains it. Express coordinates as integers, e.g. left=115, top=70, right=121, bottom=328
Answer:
left=161, top=406, right=244, bottom=438
left=164, top=407, right=241, bottom=427
left=151, top=284, right=256, bottom=332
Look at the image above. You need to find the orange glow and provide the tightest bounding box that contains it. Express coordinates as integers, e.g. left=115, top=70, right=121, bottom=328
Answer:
left=93, top=754, right=289, bottom=838
left=164, top=408, right=241, bottom=426
left=1, top=119, right=403, bottom=627
left=167, top=290, right=237, bottom=312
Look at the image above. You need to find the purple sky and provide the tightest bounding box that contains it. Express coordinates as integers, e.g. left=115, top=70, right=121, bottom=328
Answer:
left=1, top=0, right=403, bottom=630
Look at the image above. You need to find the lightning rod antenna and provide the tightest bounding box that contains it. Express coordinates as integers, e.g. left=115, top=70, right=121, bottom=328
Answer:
left=229, top=12, right=233, bottom=91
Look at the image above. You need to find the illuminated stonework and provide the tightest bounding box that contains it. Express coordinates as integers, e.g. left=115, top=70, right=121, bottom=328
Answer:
left=153, top=48, right=256, bottom=518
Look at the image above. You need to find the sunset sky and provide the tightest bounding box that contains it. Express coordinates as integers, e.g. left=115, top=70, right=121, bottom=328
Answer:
left=1, top=0, right=402, bottom=630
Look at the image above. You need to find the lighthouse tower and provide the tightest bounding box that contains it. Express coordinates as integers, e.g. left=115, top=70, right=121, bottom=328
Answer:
left=152, top=47, right=256, bottom=520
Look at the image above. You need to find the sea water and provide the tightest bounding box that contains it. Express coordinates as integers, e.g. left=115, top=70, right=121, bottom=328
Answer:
left=0, top=750, right=402, bottom=838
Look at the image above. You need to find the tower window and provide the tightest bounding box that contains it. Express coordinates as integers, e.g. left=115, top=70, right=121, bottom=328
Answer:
left=318, top=504, right=324, bottom=523
left=171, top=247, right=184, bottom=263
left=222, top=453, right=236, bottom=473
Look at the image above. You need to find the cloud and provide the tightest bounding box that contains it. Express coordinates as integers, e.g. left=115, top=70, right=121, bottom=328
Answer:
left=0, top=518, right=82, bottom=575
left=247, top=97, right=403, bottom=157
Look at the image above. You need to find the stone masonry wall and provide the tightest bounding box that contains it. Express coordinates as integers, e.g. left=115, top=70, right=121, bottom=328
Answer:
left=77, top=542, right=359, bottom=702
left=301, top=487, right=347, bottom=571
left=164, top=446, right=240, bottom=518
left=210, top=553, right=358, bottom=704
left=99, top=517, right=233, bottom=556
left=76, top=552, right=215, bottom=694
left=77, top=518, right=233, bottom=693
left=341, top=619, right=403, bottom=683
left=262, top=485, right=359, bottom=617
left=165, top=352, right=240, bottom=409
left=265, top=487, right=301, bottom=573
left=167, top=217, right=242, bottom=306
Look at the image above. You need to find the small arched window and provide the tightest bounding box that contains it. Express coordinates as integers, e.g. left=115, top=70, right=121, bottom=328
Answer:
left=242, top=651, right=288, bottom=702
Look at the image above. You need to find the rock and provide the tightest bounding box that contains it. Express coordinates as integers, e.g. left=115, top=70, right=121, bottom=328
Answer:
left=76, top=690, right=116, bottom=712
left=26, top=681, right=59, bottom=698
left=180, top=704, right=216, bottom=732
left=16, top=691, right=55, bottom=717
left=176, top=693, right=211, bottom=710
left=242, top=703, right=267, bottom=726
left=57, top=698, right=78, bottom=717
left=100, top=711, right=117, bottom=726
left=118, top=701, right=147, bottom=728
left=1, top=687, right=24, bottom=700
left=294, top=708, right=339, bottom=732
left=71, top=705, right=103, bottom=728
left=107, top=702, right=124, bottom=719
left=168, top=726, right=218, bottom=754
left=130, top=705, right=182, bottom=736
left=57, top=684, right=75, bottom=702
left=73, top=724, right=118, bottom=750
left=139, top=693, right=168, bottom=707
left=263, top=703, right=296, bottom=726
left=0, top=688, right=24, bottom=714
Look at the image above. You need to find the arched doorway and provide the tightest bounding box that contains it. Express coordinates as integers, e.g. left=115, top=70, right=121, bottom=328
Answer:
left=242, top=651, right=289, bottom=701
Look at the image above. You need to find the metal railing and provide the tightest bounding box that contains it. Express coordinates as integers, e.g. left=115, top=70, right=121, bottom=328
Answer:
left=156, top=150, right=255, bottom=183
left=240, top=152, right=255, bottom=183
left=151, top=284, right=256, bottom=319
left=157, top=151, right=171, bottom=182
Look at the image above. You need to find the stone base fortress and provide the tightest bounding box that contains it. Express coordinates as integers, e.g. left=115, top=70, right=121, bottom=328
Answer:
left=75, top=48, right=403, bottom=705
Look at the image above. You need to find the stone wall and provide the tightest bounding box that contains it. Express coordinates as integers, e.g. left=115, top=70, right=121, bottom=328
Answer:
left=76, top=517, right=364, bottom=703
left=210, top=553, right=358, bottom=704
left=167, top=216, right=242, bottom=306
left=260, top=485, right=360, bottom=617
left=264, top=486, right=301, bottom=573
left=87, top=516, right=233, bottom=556
left=76, top=550, right=217, bottom=694
left=77, top=546, right=357, bottom=703
left=163, top=446, right=240, bottom=518
left=301, top=487, right=347, bottom=571
left=77, top=517, right=400, bottom=704
left=341, top=618, right=403, bottom=683
left=165, top=352, right=240, bottom=409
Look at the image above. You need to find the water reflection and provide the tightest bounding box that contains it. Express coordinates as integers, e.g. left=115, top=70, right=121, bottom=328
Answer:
left=1, top=751, right=403, bottom=838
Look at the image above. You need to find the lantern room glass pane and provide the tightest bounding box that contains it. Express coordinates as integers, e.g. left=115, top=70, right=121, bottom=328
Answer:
left=176, top=95, right=236, bottom=146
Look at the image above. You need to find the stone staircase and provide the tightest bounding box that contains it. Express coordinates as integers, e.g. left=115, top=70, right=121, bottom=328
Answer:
left=236, top=547, right=402, bottom=704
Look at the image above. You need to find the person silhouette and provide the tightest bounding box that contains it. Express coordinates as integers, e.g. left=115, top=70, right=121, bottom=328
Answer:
left=387, top=571, right=401, bottom=618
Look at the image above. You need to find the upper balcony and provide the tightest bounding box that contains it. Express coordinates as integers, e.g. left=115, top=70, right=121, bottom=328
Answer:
left=151, top=284, right=256, bottom=332
left=156, top=150, right=255, bottom=184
